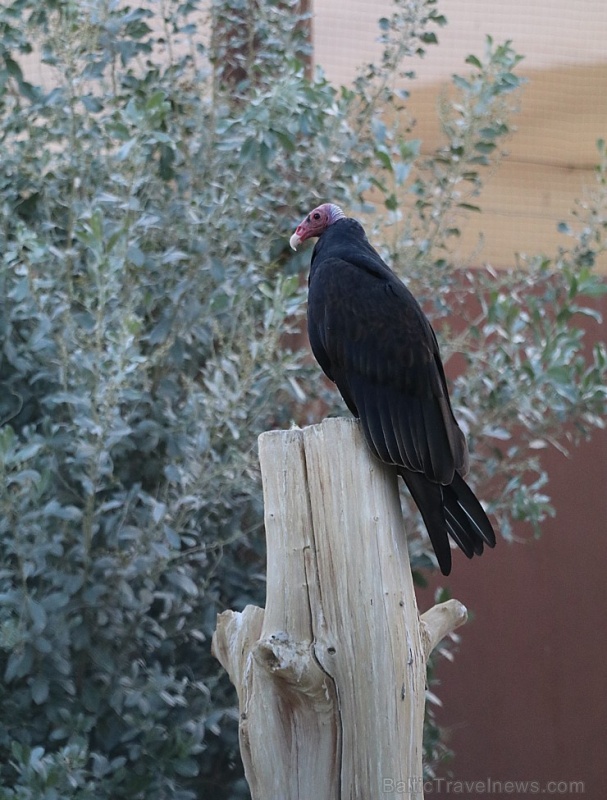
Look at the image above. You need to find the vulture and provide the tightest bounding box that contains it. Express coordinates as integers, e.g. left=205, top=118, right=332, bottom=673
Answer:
left=290, top=202, right=495, bottom=575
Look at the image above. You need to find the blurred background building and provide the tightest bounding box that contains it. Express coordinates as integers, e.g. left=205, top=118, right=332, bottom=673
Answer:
left=314, top=1, right=606, bottom=796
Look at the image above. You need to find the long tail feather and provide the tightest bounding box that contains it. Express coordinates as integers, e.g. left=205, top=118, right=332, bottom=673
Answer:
left=444, top=473, right=496, bottom=549
left=401, top=470, right=452, bottom=576
left=400, top=469, right=495, bottom=576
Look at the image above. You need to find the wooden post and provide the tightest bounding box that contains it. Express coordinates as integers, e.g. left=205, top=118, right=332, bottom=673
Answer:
left=212, top=418, right=467, bottom=799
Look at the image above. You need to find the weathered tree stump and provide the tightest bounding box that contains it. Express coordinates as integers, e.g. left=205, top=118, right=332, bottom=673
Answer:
left=212, top=418, right=467, bottom=799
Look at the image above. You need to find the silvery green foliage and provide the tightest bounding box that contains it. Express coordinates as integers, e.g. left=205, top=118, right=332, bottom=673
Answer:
left=0, top=1, right=605, bottom=797
left=0, top=2, right=326, bottom=796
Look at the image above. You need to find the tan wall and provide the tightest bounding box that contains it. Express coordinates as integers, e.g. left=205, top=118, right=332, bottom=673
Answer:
left=314, top=1, right=607, bottom=270
left=314, top=0, right=607, bottom=84
left=408, top=63, right=607, bottom=269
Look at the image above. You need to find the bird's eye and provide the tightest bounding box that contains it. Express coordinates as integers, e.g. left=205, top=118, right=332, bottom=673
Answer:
left=313, top=212, right=321, bottom=220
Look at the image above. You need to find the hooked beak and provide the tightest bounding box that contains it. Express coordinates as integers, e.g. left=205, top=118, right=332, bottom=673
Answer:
left=289, top=232, right=302, bottom=251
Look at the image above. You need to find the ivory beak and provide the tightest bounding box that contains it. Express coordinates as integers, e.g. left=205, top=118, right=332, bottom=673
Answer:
left=289, top=232, right=302, bottom=251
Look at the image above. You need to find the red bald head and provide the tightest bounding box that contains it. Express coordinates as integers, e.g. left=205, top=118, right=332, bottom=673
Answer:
left=290, top=203, right=346, bottom=250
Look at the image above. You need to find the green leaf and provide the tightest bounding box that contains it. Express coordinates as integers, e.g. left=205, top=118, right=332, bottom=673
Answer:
left=420, top=32, right=438, bottom=45
left=375, top=148, right=393, bottom=172
left=174, top=758, right=199, bottom=777
left=145, top=90, right=167, bottom=110
left=27, top=598, right=47, bottom=633
left=465, top=54, right=482, bottom=69
left=167, top=571, right=199, bottom=597
left=5, top=646, right=33, bottom=682
left=385, top=194, right=398, bottom=211
left=31, top=676, right=50, bottom=705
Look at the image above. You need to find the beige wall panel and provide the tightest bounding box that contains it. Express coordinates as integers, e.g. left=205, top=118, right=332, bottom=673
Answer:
left=314, top=2, right=607, bottom=270
left=453, top=161, right=595, bottom=268
left=404, top=65, right=607, bottom=268
left=313, top=0, right=607, bottom=84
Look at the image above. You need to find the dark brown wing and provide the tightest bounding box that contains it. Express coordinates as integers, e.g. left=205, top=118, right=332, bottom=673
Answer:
left=307, top=255, right=468, bottom=485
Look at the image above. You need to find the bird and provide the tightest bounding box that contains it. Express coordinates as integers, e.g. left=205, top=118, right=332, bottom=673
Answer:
left=290, top=202, right=496, bottom=575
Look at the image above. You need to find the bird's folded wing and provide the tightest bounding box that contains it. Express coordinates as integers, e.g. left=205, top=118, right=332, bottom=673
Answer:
left=307, top=257, right=468, bottom=484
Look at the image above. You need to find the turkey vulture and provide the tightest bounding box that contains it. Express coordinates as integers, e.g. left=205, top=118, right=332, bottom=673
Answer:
left=290, top=202, right=495, bottom=575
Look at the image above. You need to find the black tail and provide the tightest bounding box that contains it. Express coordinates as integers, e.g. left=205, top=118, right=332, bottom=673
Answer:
left=400, top=470, right=496, bottom=576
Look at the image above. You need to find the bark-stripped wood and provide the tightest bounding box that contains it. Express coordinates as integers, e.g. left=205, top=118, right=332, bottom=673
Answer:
left=212, top=418, right=467, bottom=799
